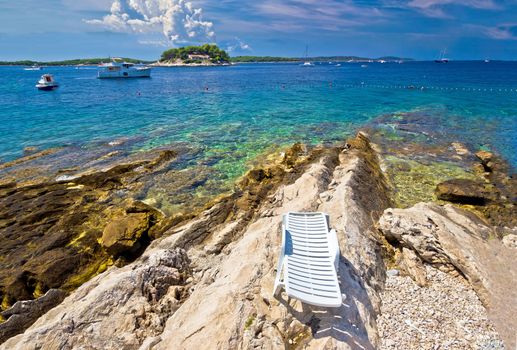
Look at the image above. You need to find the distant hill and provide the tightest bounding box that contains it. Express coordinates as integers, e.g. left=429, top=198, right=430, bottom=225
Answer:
left=0, top=58, right=152, bottom=66
left=231, top=56, right=414, bottom=63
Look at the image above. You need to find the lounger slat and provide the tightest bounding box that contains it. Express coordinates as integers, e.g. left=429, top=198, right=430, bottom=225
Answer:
left=287, top=263, right=334, bottom=275
left=288, top=284, right=340, bottom=299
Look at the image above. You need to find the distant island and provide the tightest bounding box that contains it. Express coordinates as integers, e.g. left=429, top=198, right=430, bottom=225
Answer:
left=153, top=44, right=231, bottom=67
left=231, top=55, right=414, bottom=63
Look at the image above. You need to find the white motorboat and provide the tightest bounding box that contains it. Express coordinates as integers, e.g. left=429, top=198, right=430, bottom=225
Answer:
left=36, top=74, right=58, bottom=91
left=24, top=65, right=42, bottom=71
left=97, top=60, right=151, bottom=79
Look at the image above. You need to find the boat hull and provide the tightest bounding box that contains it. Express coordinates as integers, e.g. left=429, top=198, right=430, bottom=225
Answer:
left=36, top=85, right=58, bottom=91
left=97, top=68, right=151, bottom=79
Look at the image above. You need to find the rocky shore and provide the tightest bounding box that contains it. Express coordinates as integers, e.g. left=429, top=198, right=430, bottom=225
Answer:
left=0, top=131, right=515, bottom=349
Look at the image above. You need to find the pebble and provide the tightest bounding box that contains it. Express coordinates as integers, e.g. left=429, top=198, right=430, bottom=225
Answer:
left=377, top=265, right=504, bottom=350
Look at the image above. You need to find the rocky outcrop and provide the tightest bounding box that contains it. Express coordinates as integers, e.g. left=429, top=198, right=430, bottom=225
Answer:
left=0, top=289, right=66, bottom=344
left=0, top=149, right=176, bottom=329
left=378, top=203, right=516, bottom=349
left=435, top=179, right=493, bottom=205
left=2, top=133, right=392, bottom=349
left=102, top=213, right=151, bottom=257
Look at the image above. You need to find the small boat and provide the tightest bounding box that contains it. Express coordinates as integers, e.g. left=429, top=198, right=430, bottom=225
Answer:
left=335, top=64, right=341, bottom=67
left=484, top=59, right=490, bottom=63
left=361, top=64, right=368, bottom=68
left=24, top=65, right=42, bottom=71
left=97, top=60, right=151, bottom=78
left=36, top=74, right=58, bottom=90
left=435, top=49, right=449, bottom=63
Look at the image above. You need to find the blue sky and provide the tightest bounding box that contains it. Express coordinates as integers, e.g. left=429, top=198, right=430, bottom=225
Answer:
left=1, top=0, right=517, bottom=60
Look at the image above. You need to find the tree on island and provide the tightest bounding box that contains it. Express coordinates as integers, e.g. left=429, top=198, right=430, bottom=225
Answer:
left=160, top=44, right=230, bottom=64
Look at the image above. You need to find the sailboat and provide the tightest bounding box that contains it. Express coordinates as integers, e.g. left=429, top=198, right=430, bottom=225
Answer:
left=301, top=45, right=314, bottom=67
left=434, top=49, right=449, bottom=63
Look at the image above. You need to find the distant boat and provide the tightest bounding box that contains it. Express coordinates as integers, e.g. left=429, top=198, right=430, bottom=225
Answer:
left=435, top=49, right=449, bottom=63
left=335, top=64, right=341, bottom=67
left=361, top=64, right=368, bottom=68
left=379, top=60, right=386, bottom=64
left=301, top=45, right=314, bottom=67
left=36, top=74, right=58, bottom=91
left=98, top=59, right=151, bottom=78
left=484, top=59, right=490, bottom=63
left=24, top=65, right=42, bottom=71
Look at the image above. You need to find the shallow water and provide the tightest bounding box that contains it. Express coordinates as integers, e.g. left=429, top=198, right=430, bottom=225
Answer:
left=1, top=61, right=516, bottom=193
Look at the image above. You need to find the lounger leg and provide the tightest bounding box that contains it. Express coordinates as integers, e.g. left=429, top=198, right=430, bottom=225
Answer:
left=329, top=229, right=340, bottom=271
left=274, top=221, right=287, bottom=297
left=273, top=260, right=284, bottom=296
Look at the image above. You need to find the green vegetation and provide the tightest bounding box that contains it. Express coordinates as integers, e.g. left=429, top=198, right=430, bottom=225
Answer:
left=160, top=44, right=230, bottom=63
left=0, top=58, right=151, bottom=66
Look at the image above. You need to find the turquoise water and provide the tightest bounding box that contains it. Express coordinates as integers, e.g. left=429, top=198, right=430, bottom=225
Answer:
left=1, top=61, right=516, bottom=171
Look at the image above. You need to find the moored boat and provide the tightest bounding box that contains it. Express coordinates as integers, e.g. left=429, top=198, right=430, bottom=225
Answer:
left=24, top=65, right=42, bottom=71
left=435, top=49, right=449, bottom=63
left=97, top=60, right=151, bottom=79
left=36, top=74, right=58, bottom=90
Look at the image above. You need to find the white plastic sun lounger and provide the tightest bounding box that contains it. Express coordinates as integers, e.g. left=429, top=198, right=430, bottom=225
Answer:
left=273, top=212, right=342, bottom=308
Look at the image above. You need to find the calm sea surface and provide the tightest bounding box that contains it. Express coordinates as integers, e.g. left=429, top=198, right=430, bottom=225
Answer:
left=1, top=61, right=516, bottom=173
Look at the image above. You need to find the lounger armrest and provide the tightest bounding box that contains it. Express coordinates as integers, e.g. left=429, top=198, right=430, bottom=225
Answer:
left=329, top=229, right=340, bottom=271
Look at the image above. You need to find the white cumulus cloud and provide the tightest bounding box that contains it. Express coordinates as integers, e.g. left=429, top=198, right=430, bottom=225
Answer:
left=85, top=0, right=215, bottom=44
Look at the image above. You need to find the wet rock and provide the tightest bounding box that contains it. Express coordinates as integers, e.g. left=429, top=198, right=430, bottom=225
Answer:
left=435, top=179, right=493, bottom=205
left=0, top=289, right=66, bottom=344
left=475, top=150, right=494, bottom=171
left=102, top=213, right=150, bottom=257
left=0, top=150, right=176, bottom=316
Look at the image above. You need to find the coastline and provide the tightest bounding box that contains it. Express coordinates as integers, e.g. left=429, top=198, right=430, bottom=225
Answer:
left=0, top=130, right=514, bottom=348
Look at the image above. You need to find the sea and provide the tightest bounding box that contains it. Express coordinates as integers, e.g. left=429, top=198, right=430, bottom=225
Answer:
left=0, top=61, right=516, bottom=210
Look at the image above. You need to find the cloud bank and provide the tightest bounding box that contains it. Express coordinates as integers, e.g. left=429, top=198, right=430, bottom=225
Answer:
left=85, top=0, right=215, bottom=44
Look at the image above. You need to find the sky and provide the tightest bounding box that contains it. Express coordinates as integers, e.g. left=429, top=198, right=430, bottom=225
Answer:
left=1, top=0, right=517, bottom=60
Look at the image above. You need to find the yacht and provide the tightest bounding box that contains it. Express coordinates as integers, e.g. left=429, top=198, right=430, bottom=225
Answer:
left=24, top=65, right=42, bottom=71
left=301, top=45, right=314, bottom=67
left=435, top=49, right=449, bottom=63
left=36, top=74, right=58, bottom=90
left=97, top=60, right=151, bottom=79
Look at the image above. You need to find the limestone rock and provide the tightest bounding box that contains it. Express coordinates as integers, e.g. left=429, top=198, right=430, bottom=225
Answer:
left=435, top=179, right=493, bottom=205
left=102, top=213, right=150, bottom=257
left=1, top=248, right=190, bottom=350
left=400, top=247, right=427, bottom=287
left=3, top=133, right=391, bottom=350
left=502, top=234, right=517, bottom=249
